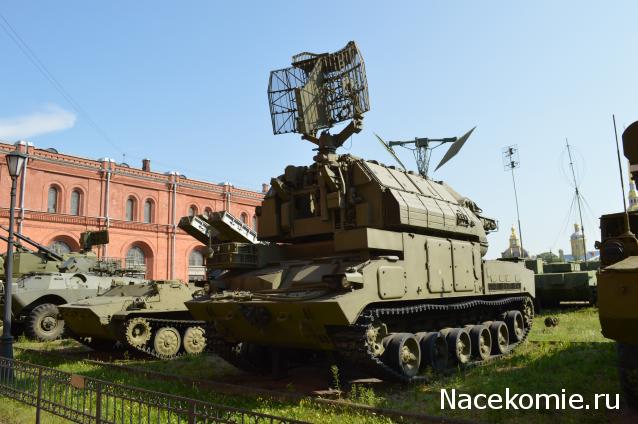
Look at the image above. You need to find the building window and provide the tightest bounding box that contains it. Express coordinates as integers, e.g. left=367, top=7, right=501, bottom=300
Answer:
left=50, top=240, right=71, bottom=255
left=204, top=207, right=213, bottom=219
left=126, top=197, right=136, bottom=221
left=70, top=190, right=81, bottom=216
left=252, top=215, right=257, bottom=230
left=47, top=186, right=59, bottom=213
left=143, top=199, right=154, bottom=223
left=189, top=250, right=204, bottom=266
left=188, top=205, right=198, bottom=217
left=240, top=212, right=248, bottom=224
left=126, top=246, right=145, bottom=267
left=188, top=249, right=206, bottom=281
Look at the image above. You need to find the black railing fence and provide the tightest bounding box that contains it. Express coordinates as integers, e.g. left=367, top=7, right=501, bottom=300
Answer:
left=0, top=357, right=308, bottom=424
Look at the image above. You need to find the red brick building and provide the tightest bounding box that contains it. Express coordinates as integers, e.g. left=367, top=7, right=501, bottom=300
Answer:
left=0, top=141, right=265, bottom=282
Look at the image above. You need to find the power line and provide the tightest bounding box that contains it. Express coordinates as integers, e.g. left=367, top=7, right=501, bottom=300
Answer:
left=0, top=10, right=125, bottom=155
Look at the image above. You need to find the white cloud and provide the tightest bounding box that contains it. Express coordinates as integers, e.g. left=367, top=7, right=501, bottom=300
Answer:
left=0, top=104, right=76, bottom=139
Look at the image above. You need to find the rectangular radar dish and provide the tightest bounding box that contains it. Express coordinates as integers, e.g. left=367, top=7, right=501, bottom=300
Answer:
left=268, top=41, right=369, bottom=136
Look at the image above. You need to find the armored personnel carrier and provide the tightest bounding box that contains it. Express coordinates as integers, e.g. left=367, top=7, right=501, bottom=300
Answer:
left=526, top=259, right=598, bottom=310
left=597, top=120, right=638, bottom=409
left=60, top=280, right=206, bottom=357
left=1, top=230, right=147, bottom=341
left=184, top=42, right=535, bottom=382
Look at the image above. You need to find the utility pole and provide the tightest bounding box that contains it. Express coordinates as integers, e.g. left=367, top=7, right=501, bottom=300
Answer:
left=503, top=145, right=525, bottom=258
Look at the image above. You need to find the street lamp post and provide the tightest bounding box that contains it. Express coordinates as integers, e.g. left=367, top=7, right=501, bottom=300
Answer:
left=2, top=149, right=27, bottom=360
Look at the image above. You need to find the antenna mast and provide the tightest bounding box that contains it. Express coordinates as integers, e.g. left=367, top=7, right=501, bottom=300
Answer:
left=502, top=145, right=525, bottom=258
left=565, top=138, right=587, bottom=262
left=380, top=127, right=475, bottom=178
left=613, top=114, right=631, bottom=233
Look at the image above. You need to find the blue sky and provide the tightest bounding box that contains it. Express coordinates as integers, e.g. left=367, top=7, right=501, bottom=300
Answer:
left=1, top=1, right=637, bottom=258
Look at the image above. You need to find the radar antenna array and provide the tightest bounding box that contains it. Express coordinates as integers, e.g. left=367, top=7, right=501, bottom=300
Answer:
left=268, top=41, right=370, bottom=155
left=376, top=127, right=475, bottom=178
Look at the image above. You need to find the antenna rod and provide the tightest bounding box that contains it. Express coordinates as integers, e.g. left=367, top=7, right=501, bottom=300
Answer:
left=613, top=114, right=631, bottom=233
left=510, top=165, right=525, bottom=258
left=565, top=138, right=587, bottom=261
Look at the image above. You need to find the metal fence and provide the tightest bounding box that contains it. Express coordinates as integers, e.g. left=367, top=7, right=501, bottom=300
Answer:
left=0, top=357, right=308, bottom=424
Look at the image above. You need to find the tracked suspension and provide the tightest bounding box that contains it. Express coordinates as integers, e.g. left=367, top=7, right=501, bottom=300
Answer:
left=119, top=317, right=207, bottom=360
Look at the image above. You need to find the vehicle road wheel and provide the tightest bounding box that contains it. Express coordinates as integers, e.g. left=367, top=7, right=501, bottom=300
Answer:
left=445, top=328, right=472, bottom=364
left=505, top=310, right=525, bottom=343
left=488, top=321, right=509, bottom=354
left=382, top=333, right=421, bottom=378
left=618, top=342, right=638, bottom=410
left=153, top=327, right=181, bottom=358
left=469, top=325, right=492, bottom=360
left=415, top=331, right=448, bottom=371
left=183, top=326, right=206, bottom=355
left=26, top=303, right=64, bottom=341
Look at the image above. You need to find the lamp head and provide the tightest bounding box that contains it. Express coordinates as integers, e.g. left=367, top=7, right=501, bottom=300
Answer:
left=5, top=149, right=27, bottom=178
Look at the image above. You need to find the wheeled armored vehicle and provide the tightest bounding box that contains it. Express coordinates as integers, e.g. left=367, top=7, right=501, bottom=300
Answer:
left=184, top=41, right=535, bottom=382
left=1, top=230, right=147, bottom=341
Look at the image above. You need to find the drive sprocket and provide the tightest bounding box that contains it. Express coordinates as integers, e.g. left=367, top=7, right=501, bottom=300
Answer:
left=125, top=317, right=152, bottom=348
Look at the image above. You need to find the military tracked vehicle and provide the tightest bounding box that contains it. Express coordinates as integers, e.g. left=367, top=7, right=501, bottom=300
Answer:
left=60, top=211, right=261, bottom=357
left=1, top=230, right=148, bottom=341
left=184, top=41, right=535, bottom=382
left=597, top=119, right=638, bottom=409
left=60, top=280, right=207, bottom=358
left=525, top=259, right=598, bottom=310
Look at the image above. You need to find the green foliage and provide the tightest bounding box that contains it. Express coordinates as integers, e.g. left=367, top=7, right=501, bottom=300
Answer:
left=331, top=364, right=341, bottom=396
left=537, top=251, right=560, bottom=263
left=6, top=306, right=626, bottom=424
left=348, top=384, right=383, bottom=406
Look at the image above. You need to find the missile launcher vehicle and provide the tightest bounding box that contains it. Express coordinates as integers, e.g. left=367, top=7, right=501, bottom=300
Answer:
left=184, top=41, right=535, bottom=382
left=597, top=120, right=638, bottom=409
left=59, top=280, right=207, bottom=358
left=1, top=230, right=148, bottom=341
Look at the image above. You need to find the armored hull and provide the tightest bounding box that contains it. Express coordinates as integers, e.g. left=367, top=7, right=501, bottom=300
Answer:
left=1, top=273, right=146, bottom=341
left=527, top=260, right=598, bottom=309
left=60, top=280, right=206, bottom=358
left=185, top=156, right=535, bottom=381
left=596, top=120, right=638, bottom=409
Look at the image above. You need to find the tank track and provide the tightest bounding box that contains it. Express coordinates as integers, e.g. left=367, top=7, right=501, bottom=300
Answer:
left=332, top=295, right=534, bottom=383
left=205, top=296, right=533, bottom=381
left=119, top=317, right=207, bottom=360
left=204, top=328, right=271, bottom=373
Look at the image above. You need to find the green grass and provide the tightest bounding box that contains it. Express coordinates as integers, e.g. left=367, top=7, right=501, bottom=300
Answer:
left=1, top=307, right=635, bottom=423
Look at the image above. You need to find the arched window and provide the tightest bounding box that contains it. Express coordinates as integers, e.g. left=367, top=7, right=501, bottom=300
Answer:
left=252, top=215, right=257, bottom=230
left=188, top=205, right=198, bottom=217
left=126, top=246, right=145, bottom=267
left=47, top=186, right=59, bottom=213
left=50, top=240, right=70, bottom=255
left=240, top=212, right=248, bottom=224
left=126, top=197, right=136, bottom=221
left=189, top=250, right=204, bottom=266
left=188, top=249, right=206, bottom=281
left=143, top=199, right=154, bottom=223
left=204, top=207, right=213, bottom=219
left=70, top=189, right=81, bottom=216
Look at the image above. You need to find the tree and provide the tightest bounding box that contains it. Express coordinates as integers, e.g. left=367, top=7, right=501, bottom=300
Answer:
left=536, top=251, right=560, bottom=263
